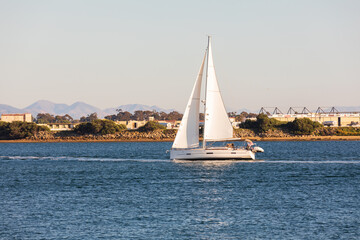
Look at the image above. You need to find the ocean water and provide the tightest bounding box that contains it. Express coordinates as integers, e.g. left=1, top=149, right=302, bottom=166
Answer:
left=0, top=141, right=359, bottom=239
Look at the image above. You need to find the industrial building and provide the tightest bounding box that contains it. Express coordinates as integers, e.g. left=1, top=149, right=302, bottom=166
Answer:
left=260, top=107, right=360, bottom=127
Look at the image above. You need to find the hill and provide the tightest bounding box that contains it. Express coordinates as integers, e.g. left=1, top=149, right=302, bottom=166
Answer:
left=0, top=101, right=176, bottom=119
left=0, top=104, right=21, bottom=114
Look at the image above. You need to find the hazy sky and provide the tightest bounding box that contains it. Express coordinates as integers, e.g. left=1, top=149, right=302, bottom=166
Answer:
left=1, top=0, right=359, bottom=112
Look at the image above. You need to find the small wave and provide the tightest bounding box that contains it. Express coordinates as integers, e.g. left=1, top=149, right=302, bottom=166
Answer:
left=0, top=155, right=82, bottom=161
left=0, top=155, right=170, bottom=162
left=173, top=159, right=360, bottom=165
left=0, top=155, right=53, bottom=160
left=77, top=158, right=169, bottom=162
left=263, top=160, right=360, bottom=164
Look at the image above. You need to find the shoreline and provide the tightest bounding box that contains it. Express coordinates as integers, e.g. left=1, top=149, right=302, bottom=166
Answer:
left=1, top=135, right=360, bottom=143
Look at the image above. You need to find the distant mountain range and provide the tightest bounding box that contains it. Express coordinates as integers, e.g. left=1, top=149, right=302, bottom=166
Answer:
left=1, top=100, right=359, bottom=119
left=0, top=100, right=176, bottom=119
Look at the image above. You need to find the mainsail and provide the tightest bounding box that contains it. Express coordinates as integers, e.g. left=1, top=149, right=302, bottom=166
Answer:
left=172, top=52, right=206, bottom=149
left=203, top=37, right=233, bottom=141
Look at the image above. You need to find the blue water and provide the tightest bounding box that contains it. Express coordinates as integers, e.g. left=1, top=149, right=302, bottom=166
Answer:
left=0, top=141, right=359, bottom=239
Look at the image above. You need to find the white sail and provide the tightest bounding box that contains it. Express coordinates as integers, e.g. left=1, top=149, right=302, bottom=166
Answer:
left=170, top=38, right=263, bottom=160
left=204, top=38, right=233, bottom=141
left=172, top=52, right=206, bottom=149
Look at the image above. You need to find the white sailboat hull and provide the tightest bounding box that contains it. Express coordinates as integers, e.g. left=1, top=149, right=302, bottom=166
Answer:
left=170, top=148, right=255, bottom=160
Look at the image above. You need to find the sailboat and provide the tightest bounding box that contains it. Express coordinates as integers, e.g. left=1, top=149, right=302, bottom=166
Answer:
left=170, top=37, right=264, bottom=160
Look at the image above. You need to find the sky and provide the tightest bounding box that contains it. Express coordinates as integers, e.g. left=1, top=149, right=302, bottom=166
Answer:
left=1, top=0, right=359, bottom=112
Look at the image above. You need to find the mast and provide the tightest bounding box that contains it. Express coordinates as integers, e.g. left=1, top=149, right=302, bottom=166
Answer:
left=202, top=36, right=211, bottom=149
left=203, top=36, right=233, bottom=142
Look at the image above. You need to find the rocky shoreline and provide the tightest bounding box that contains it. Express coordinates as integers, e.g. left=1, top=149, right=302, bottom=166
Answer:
left=1, top=129, right=360, bottom=143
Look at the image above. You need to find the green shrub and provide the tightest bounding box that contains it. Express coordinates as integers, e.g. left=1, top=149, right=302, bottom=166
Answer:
left=285, top=118, right=322, bottom=135
left=239, top=119, right=258, bottom=129
left=239, top=114, right=284, bottom=133
left=74, top=119, right=126, bottom=135
left=316, top=127, right=360, bottom=136
left=0, top=121, right=10, bottom=138
left=138, top=121, right=166, bottom=132
left=337, top=127, right=360, bottom=136
left=257, top=114, right=272, bottom=132
left=0, top=121, right=50, bottom=140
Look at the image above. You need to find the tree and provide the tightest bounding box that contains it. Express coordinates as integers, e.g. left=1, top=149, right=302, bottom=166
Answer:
left=36, top=113, right=56, bottom=123
left=133, top=110, right=145, bottom=120
left=228, top=112, right=237, bottom=118
left=55, top=114, right=73, bottom=123
left=116, top=109, right=132, bottom=121
left=235, top=111, right=250, bottom=122
left=0, top=121, right=10, bottom=138
left=0, top=121, right=50, bottom=140
left=80, top=113, right=98, bottom=122
left=152, top=111, right=161, bottom=120
left=105, top=110, right=133, bottom=121
left=159, top=111, right=168, bottom=120
left=118, top=111, right=132, bottom=121
left=166, top=111, right=183, bottom=120
left=257, top=114, right=271, bottom=132
left=239, top=113, right=282, bottom=132
left=247, top=113, right=258, bottom=118
left=239, top=119, right=258, bottom=129
left=105, top=110, right=184, bottom=122
left=64, top=114, right=73, bottom=122
left=104, top=114, right=116, bottom=121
